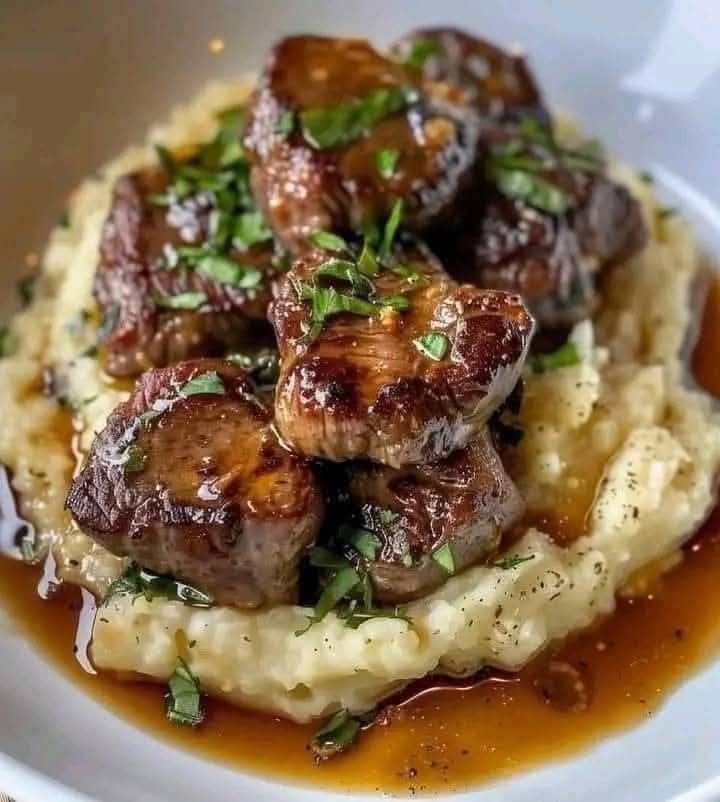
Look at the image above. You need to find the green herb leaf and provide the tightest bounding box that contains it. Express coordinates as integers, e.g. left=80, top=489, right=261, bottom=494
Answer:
left=297, top=283, right=389, bottom=341
left=314, top=566, right=362, bottom=621
left=529, top=342, right=580, bottom=373
left=197, top=254, right=262, bottom=288
left=225, top=349, right=279, bottom=387
left=494, top=554, right=536, bottom=570
left=339, top=605, right=411, bottom=629
left=413, top=331, right=449, bottom=361
left=153, top=292, right=208, bottom=310
left=165, top=657, right=204, bottom=727
left=106, top=562, right=214, bottom=607
left=310, top=230, right=349, bottom=252
left=277, top=110, right=295, bottom=137
left=657, top=206, right=678, bottom=221
left=97, top=304, right=120, bottom=341
left=339, top=525, right=382, bottom=560
left=491, top=167, right=571, bottom=215
left=311, top=709, right=361, bottom=759
left=638, top=170, right=654, bottom=185
left=233, top=211, right=273, bottom=249
left=122, top=444, right=146, bottom=473
left=432, top=542, right=455, bottom=575
left=316, top=259, right=374, bottom=296
left=379, top=198, right=404, bottom=261
left=404, top=37, right=441, bottom=70
left=179, top=370, right=225, bottom=397
left=17, top=276, right=36, bottom=307
left=0, top=326, right=17, bottom=358
left=357, top=238, right=380, bottom=277
left=58, top=210, right=71, bottom=228
left=375, top=148, right=399, bottom=179
left=19, top=527, right=37, bottom=563
left=309, top=546, right=352, bottom=570
left=379, top=294, right=410, bottom=312
left=300, top=86, right=418, bottom=150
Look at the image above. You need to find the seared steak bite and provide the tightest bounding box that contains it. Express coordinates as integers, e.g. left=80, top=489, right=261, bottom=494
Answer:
left=97, top=109, right=284, bottom=378
left=343, top=428, right=525, bottom=603
left=445, top=123, right=647, bottom=330
left=270, top=237, right=534, bottom=467
left=65, top=359, right=324, bottom=608
left=391, top=27, right=549, bottom=125
left=244, top=35, right=480, bottom=250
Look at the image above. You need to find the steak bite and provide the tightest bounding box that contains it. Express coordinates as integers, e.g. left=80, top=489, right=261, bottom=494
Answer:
left=65, top=359, right=324, bottom=608
left=343, top=429, right=525, bottom=603
left=270, top=236, right=534, bottom=467
left=391, top=27, right=549, bottom=125
left=244, top=35, right=480, bottom=250
left=96, top=108, right=284, bottom=378
left=446, top=124, right=647, bottom=330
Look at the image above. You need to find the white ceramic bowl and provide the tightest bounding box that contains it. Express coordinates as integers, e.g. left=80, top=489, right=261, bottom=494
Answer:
left=2, top=2, right=720, bottom=800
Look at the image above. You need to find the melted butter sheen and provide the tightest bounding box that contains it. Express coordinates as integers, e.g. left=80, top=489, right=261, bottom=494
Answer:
left=0, top=279, right=717, bottom=794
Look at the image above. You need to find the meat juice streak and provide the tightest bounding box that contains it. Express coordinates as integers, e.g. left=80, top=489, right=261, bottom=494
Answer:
left=0, top=278, right=718, bottom=794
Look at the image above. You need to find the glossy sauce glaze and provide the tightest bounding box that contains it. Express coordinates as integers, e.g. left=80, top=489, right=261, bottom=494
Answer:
left=0, top=278, right=718, bottom=794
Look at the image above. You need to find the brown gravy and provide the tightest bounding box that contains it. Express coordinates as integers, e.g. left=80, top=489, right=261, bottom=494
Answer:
left=0, top=278, right=718, bottom=795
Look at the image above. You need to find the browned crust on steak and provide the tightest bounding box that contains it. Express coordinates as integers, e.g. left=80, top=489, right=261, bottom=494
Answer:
left=271, top=244, right=534, bottom=466
left=347, top=428, right=525, bottom=602
left=244, top=35, right=480, bottom=250
left=96, top=167, right=280, bottom=377
left=66, top=359, right=324, bottom=607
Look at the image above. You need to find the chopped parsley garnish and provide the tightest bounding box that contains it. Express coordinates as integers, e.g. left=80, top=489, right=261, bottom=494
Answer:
left=376, top=148, right=399, bottom=179
left=153, top=292, right=208, bottom=310
left=179, top=370, right=225, bottom=397
left=431, top=542, right=455, bottom=575
left=226, top=349, right=280, bottom=387
left=296, top=539, right=412, bottom=636
left=657, top=206, right=678, bottom=221
left=299, top=86, right=418, bottom=150
left=494, top=554, right=536, bottom=570
left=165, top=658, right=204, bottom=727
left=197, top=254, right=262, bottom=288
left=638, top=170, right=654, bottom=184
left=379, top=198, right=404, bottom=261
left=296, top=282, right=403, bottom=342
left=106, top=562, right=214, bottom=608
left=413, top=331, right=449, bottom=361
left=150, top=105, right=272, bottom=291
left=97, top=304, right=120, bottom=341
left=122, top=445, right=147, bottom=473
left=18, top=527, right=38, bottom=563
left=310, top=230, right=349, bottom=253
left=0, top=326, right=16, bottom=358
left=276, top=110, right=295, bottom=137
left=404, top=37, right=441, bottom=70
left=486, top=119, right=603, bottom=215
left=311, top=709, right=361, bottom=759
left=339, top=524, right=382, bottom=560
left=529, top=341, right=580, bottom=373
left=58, top=210, right=71, bottom=228
left=17, top=276, right=36, bottom=307
left=294, top=202, right=417, bottom=342
left=315, top=258, right=374, bottom=296
left=233, top=211, right=273, bottom=249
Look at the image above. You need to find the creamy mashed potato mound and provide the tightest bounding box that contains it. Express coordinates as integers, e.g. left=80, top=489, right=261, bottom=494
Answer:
left=1, top=81, right=718, bottom=722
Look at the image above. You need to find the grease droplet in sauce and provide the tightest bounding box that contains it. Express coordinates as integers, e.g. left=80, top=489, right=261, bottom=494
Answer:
left=0, top=278, right=718, bottom=793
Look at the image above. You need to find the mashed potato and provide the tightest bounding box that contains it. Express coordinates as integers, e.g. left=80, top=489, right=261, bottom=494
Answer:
left=1, top=81, right=718, bottom=722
